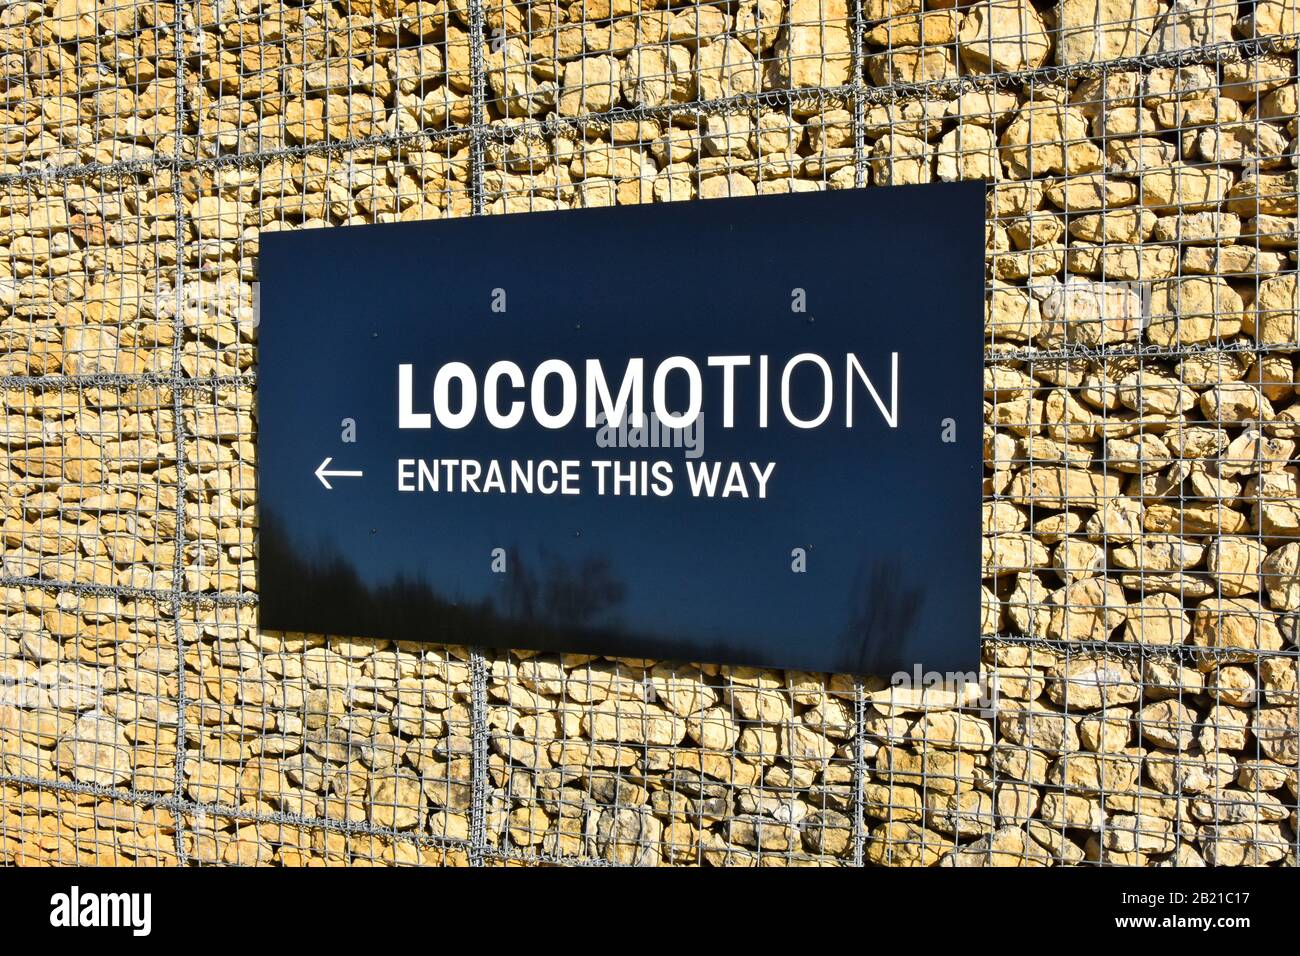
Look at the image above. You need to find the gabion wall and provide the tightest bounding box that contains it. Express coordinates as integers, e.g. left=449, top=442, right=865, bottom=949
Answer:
left=1, top=0, right=1298, bottom=866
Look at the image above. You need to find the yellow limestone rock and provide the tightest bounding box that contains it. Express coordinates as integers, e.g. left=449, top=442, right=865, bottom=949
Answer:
left=775, top=0, right=852, bottom=88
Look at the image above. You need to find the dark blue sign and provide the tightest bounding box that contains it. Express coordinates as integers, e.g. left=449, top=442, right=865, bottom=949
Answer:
left=258, top=183, right=984, bottom=675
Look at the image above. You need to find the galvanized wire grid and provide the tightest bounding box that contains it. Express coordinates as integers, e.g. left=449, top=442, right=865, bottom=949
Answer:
left=1, top=0, right=1299, bottom=866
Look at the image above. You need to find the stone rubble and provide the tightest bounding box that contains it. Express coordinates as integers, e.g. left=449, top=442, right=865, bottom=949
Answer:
left=1, top=0, right=1299, bottom=866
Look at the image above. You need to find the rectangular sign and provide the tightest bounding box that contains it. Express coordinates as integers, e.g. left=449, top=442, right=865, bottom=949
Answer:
left=257, top=183, right=984, bottom=675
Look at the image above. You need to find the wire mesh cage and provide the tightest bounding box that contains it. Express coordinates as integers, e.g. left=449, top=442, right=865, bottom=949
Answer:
left=1, top=0, right=1299, bottom=866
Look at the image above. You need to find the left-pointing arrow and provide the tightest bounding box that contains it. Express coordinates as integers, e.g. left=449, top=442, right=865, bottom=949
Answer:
left=315, top=457, right=364, bottom=490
